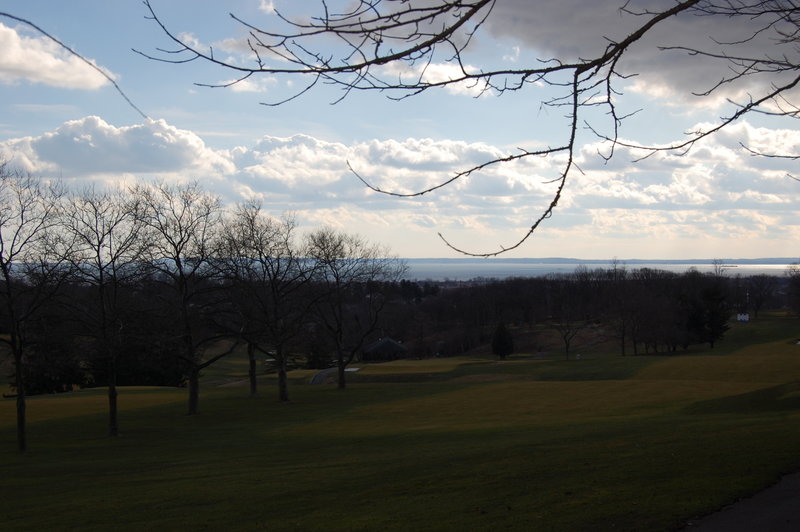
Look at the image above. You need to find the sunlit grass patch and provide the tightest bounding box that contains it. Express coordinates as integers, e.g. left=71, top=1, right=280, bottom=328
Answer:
left=286, top=369, right=317, bottom=379
left=634, top=347, right=800, bottom=383
left=285, top=378, right=772, bottom=438
left=355, top=356, right=486, bottom=375
left=631, top=314, right=800, bottom=383
left=0, top=387, right=184, bottom=428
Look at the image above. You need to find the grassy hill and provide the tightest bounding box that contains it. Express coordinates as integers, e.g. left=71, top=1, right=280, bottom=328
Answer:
left=2, top=313, right=800, bottom=530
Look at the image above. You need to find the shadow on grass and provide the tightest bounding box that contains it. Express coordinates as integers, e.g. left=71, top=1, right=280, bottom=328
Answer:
left=684, top=381, right=800, bottom=415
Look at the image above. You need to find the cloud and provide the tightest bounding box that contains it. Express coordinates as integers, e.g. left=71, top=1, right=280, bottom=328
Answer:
left=483, top=0, right=799, bottom=108
left=258, top=0, right=276, bottom=14
left=176, top=32, right=287, bottom=78
left=213, top=35, right=289, bottom=66
left=557, top=119, right=800, bottom=226
left=1, top=115, right=797, bottom=258
left=419, top=63, right=491, bottom=97
left=0, top=23, right=111, bottom=89
left=1, top=116, right=234, bottom=178
left=503, top=46, right=520, bottom=63
left=234, top=134, right=354, bottom=193
left=226, top=76, right=278, bottom=93
left=379, top=62, right=491, bottom=97
left=177, top=32, right=204, bottom=50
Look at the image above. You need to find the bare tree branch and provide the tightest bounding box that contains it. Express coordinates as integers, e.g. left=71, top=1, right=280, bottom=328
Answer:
left=140, top=0, right=799, bottom=255
left=0, top=12, right=148, bottom=120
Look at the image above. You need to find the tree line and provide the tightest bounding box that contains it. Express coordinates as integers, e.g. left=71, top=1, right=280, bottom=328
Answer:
left=0, top=162, right=405, bottom=452
left=371, top=265, right=798, bottom=368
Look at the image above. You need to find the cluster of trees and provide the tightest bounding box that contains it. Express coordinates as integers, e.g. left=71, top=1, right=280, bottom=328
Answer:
left=0, top=161, right=405, bottom=451
left=372, top=265, right=793, bottom=363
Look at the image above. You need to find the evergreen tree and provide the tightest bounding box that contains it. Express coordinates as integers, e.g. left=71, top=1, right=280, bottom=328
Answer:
left=491, top=322, right=514, bottom=360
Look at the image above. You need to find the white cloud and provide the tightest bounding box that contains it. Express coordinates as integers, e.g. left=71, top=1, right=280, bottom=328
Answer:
left=561, top=119, right=800, bottom=228
left=226, top=76, right=278, bottom=93
left=258, top=0, right=276, bottom=14
left=1, top=115, right=798, bottom=258
left=379, top=61, right=491, bottom=97
left=421, top=63, right=491, bottom=97
left=210, top=35, right=291, bottom=68
left=0, top=23, right=111, bottom=89
left=177, top=32, right=204, bottom=50
left=1, top=116, right=234, bottom=178
left=215, top=37, right=252, bottom=56
left=503, top=46, right=520, bottom=63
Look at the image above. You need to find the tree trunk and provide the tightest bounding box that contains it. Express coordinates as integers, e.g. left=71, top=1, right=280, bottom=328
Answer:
left=108, top=383, right=118, bottom=437
left=187, top=366, right=200, bottom=415
left=108, top=354, right=118, bottom=436
left=337, top=351, right=346, bottom=390
left=15, top=349, right=26, bottom=452
left=278, top=363, right=289, bottom=402
left=247, top=342, right=257, bottom=397
left=277, top=346, right=289, bottom=402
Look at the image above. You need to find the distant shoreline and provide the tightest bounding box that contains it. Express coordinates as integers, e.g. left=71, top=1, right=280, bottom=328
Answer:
left=402, top=258, right=796, bottom=281
left=404, top=257, right=797, bottom=265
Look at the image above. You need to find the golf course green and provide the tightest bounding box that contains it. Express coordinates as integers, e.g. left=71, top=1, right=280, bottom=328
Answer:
left=3, top=313, right=800, bottom=531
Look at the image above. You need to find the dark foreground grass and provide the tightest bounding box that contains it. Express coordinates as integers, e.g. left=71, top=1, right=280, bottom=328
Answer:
left=3, top=316, right=800, bottom=531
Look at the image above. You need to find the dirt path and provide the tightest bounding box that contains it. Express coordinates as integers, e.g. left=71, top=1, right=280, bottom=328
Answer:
left=681, top=471, right=800, bottom=531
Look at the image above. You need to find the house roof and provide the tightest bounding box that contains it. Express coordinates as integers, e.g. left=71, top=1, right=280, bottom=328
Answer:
left=363, top=337, right=407, bottom=354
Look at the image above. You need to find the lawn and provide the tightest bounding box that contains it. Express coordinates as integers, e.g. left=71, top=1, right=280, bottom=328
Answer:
left=2, top=314, right=800, bottom=531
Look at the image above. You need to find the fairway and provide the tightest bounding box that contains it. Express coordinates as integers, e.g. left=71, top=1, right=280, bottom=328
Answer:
left=2, top=316, right=800, bottom=531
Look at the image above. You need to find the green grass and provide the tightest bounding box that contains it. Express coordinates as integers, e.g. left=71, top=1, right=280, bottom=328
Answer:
left=3, top=316, right=800, bottom=531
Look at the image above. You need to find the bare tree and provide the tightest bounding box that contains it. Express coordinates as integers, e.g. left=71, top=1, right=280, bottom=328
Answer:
left=0, top=161, right=66, bottom=452
left=305, top=227, right=406, bottom=389
left=59, top=187, right=147, bottom=436
left=747, top=273, right=778, bottom=318
left=217, top=203, right=310, bottom=401
left=545, top=274, right=590, bottom=359
left=140, top=0, right=800, bottom=255
left=132, top=181, right=235, bottom=415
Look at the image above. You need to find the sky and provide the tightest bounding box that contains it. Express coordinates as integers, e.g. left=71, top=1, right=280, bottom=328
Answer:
left=0, top=0, right=798, bottom=259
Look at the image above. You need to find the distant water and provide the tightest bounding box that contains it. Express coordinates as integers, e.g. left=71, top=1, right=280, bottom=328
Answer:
left=403, top=258, right=795, bottom=281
